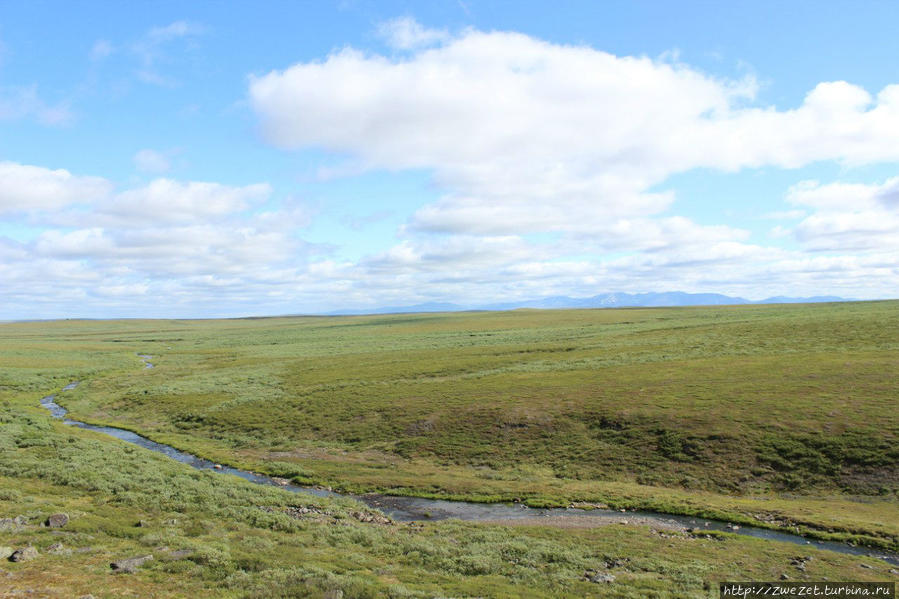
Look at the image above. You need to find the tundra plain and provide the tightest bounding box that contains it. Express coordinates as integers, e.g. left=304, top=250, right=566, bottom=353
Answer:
left=1, top=301, right=897, bottom=597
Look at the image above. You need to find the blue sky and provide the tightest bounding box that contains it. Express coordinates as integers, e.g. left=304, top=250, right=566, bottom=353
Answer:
left=1, top=1, right=897, bottom=318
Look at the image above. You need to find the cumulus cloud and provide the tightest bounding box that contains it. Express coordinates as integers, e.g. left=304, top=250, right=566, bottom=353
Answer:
left=236, top=20, right=899, bottom=311
left=0, top=161, right=319, bottom=318
left=786, top=178, right=899, bottom=251
left=249, top=24, right=899, bottom=239
left=0, top=162, right=111, bottom=214
left=100, top=179, right=272, bottom=226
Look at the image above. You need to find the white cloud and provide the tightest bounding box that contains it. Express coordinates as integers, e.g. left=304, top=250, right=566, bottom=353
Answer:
left=249, top=24, right=899, bottom=238
left=377, top=17, right=449, bottom=50
left=0, top=162, right=111, bottom=214
left=0, top=161, right=317, bottom=317
left=236, top=20, right=899, bottom=311
left=0, top=162, right=277, bottom=230
left=103, top=179, right=271, bottom=225
left=786, top=178, right=899, bottom=252
left=133, top=149, right=172, bottom=173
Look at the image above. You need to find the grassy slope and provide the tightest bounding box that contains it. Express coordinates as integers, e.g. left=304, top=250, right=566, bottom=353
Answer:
left=1, top=396, right=896, bottom=597
left=1, top=302, right=897, bottom=551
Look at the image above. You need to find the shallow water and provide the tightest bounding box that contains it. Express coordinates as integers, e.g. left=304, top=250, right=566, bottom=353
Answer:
left=39, top=380, right=899, bottom=566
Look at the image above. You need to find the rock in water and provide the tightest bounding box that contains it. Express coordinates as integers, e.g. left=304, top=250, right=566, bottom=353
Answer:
left=10, top=546, right=39, bottom=562
left=46, top=513, right=69, bottom=528
left=110, top=554, right=153, bottom=573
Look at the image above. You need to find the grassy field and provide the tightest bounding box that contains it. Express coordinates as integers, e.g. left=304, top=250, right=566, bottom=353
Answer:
left=3, top=408, right=894, bottom=598
left=1, top=301, right=898, bottom=596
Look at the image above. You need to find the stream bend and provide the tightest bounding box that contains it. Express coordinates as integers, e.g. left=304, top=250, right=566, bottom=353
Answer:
left=39, top=373, right=899, bottom=566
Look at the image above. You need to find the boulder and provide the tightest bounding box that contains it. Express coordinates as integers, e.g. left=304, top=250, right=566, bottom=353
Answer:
left=0, top=517, right=26, bottom=531
left=110, top=554, right=153, bottom=574
left=0, top=547, right=13, bottom=560
left=584, top=568, right=616, bottom=583
left=46, top=513, right=69, bottom=528
left=9, top=546, right=39, bottom=562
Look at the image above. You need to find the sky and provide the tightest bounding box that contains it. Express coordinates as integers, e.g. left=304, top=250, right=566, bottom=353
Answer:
left=1, top=0, right=898, bottom=319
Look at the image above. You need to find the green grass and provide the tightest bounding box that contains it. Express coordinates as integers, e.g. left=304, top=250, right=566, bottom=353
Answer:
left=1, top=403, right=895, bottom=597
left=1, top=301, right=898, bottom=595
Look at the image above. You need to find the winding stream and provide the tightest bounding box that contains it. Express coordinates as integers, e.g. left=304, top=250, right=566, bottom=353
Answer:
left=39, top=370, right=898, bottom=566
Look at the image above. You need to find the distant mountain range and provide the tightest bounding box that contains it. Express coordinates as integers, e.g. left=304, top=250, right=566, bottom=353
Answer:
left=328, top=291, right=851, bottom=315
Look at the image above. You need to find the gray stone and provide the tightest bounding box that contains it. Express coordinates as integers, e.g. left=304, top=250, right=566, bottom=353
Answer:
left=9, top=546, right=39, bottom=562
left=589, top=572, right=616, bottom=583
left=0, top=518, right=20, bottom=531
left=0, top=546, right=13, bottom=560
left=46, top=513, right=69, bottom=528
left=167, top=549, right=193, bottom=559
left=47, top=542, right=68, bottom=555
left=110, top=554, right=153, bottom=573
